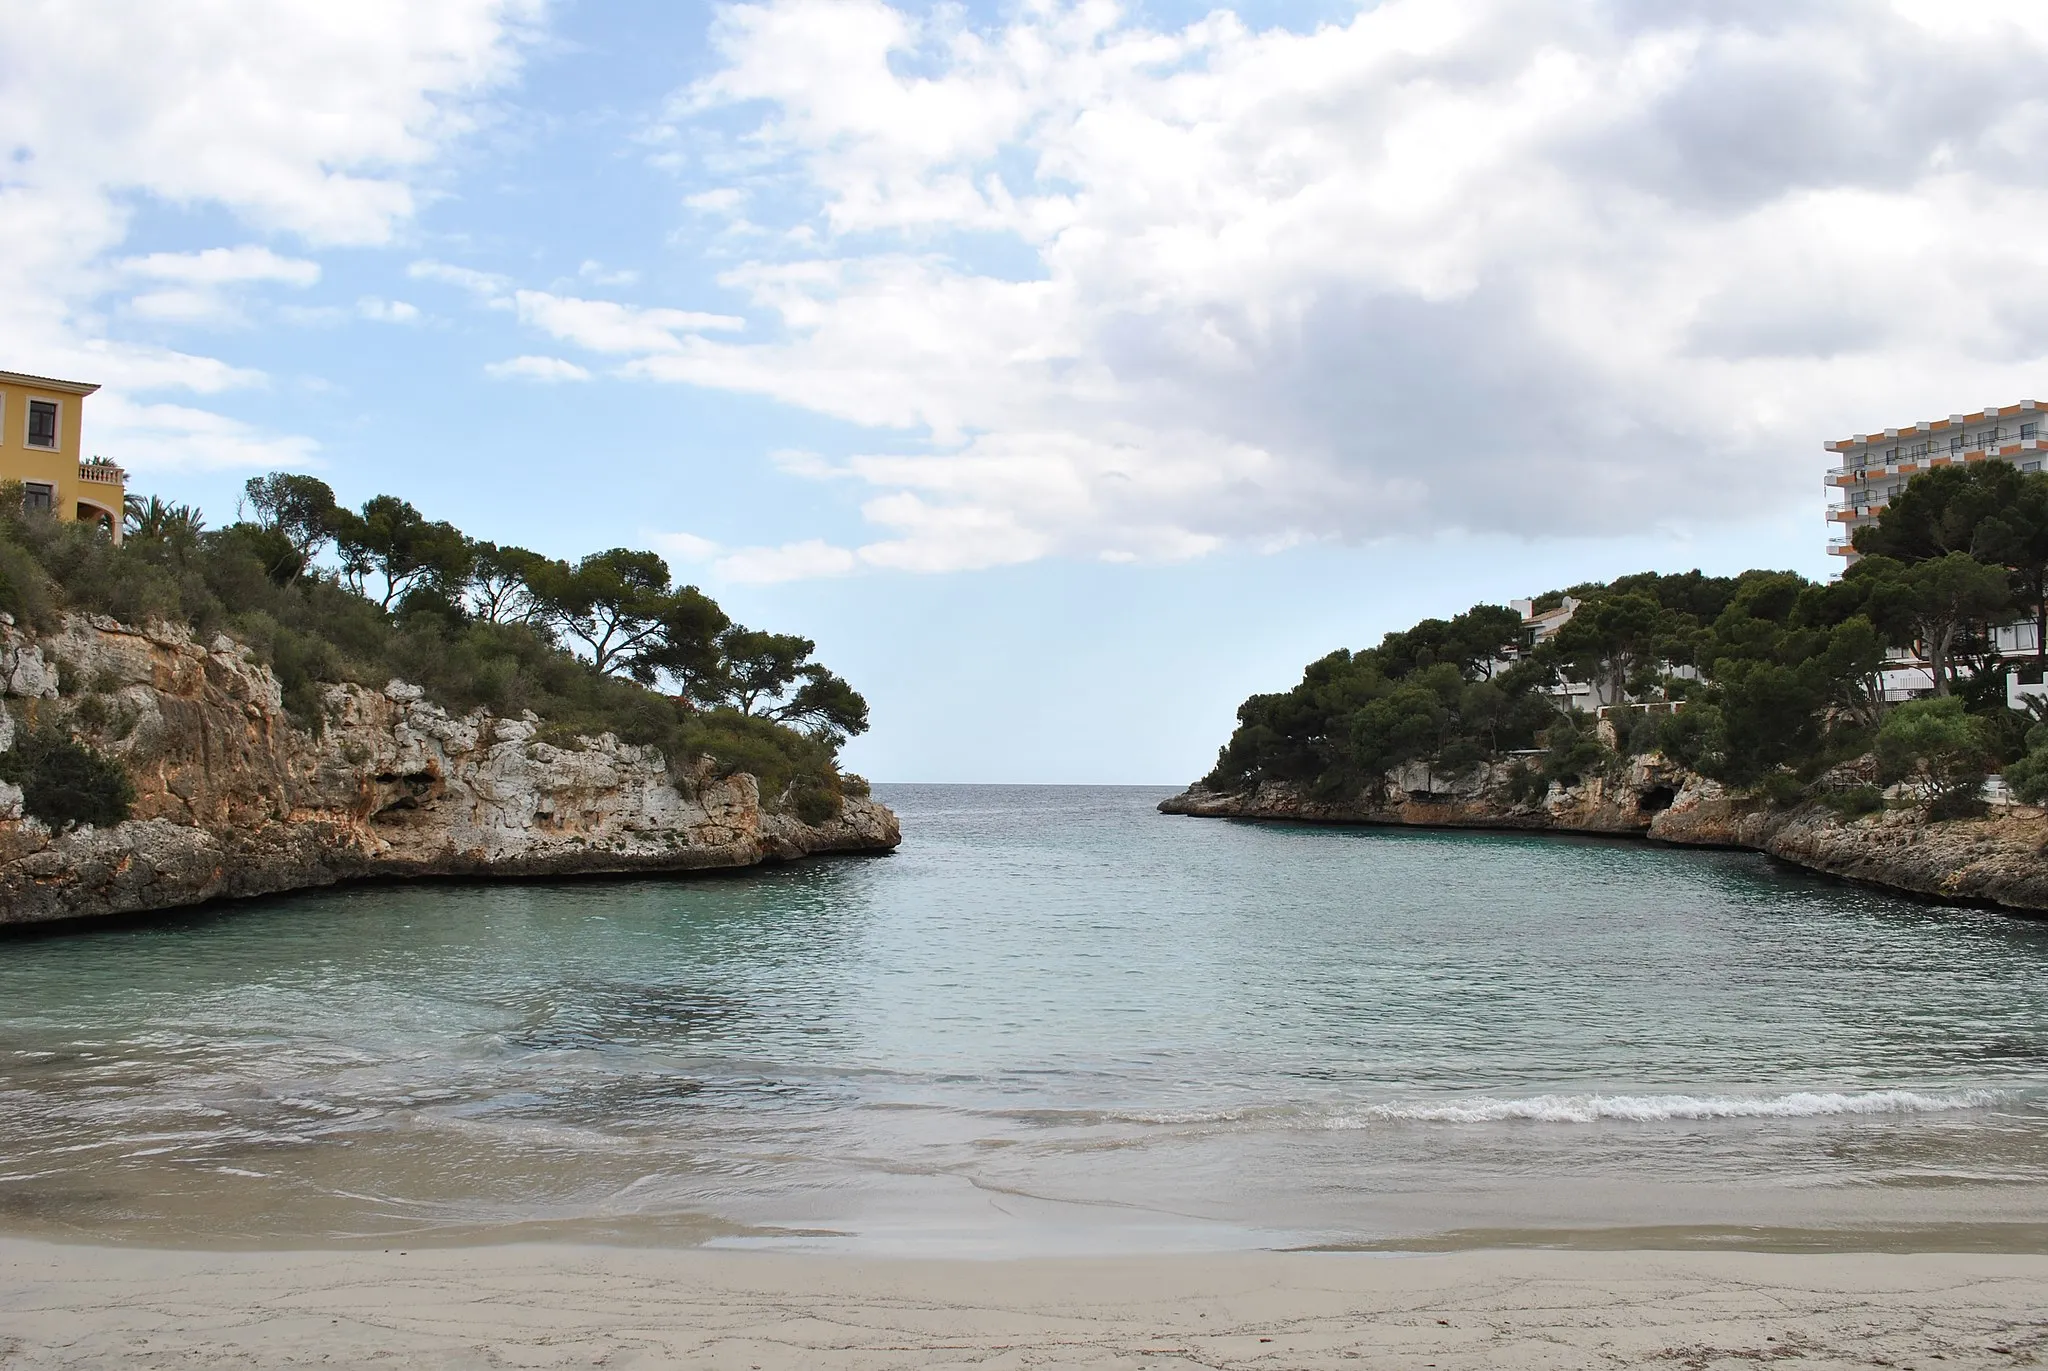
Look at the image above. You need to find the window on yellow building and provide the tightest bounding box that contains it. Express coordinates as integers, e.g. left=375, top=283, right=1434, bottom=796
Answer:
left=26, top=399, right=58, bottom=449
left=21, top=482, right=53, bottom=514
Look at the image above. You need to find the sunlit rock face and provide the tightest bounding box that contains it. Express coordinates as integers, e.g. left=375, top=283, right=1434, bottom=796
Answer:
left=0, top=614, right=898, bottom=927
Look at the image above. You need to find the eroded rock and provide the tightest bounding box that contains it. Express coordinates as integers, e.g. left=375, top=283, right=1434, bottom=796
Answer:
left=0, top=614, right=898, bottom=927
left=1161, top=762, right=2048, bottom=916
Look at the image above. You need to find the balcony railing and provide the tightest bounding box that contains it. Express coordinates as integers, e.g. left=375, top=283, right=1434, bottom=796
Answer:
left=1827, top=435, right=2048, bottom=481
left=77, top=460, right=124, bottom=486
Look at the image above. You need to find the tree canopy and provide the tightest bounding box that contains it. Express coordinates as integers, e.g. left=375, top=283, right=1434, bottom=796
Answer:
left=684, top=626, right=871, bottom=744
left=330, top=495, right=471, bottom=610
left=3, top=472, right=871, bottom=817
left=524, top=548, right=727, bottom=684
left=1203, top=462, right=2048, bottom=810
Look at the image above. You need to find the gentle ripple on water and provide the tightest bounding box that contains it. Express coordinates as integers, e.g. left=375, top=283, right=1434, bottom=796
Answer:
left=2, top=784, right=2047, bottom=1252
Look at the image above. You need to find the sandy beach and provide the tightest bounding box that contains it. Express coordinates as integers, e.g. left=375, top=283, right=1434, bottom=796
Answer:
left=1, top=1241, right=2043, bottom=1369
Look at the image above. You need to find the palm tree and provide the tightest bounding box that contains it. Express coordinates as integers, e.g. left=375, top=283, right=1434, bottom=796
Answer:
left=123, top=494, right=206, bottom=543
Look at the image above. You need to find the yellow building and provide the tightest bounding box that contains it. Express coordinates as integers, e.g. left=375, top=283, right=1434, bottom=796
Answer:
left=0, top=368, right=124, bottom=544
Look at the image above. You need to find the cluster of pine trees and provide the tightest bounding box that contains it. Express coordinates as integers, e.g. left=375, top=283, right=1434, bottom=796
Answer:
left=1206, top=463, right=2048, bottom=817
left=1, top=472, right=868, bottom=826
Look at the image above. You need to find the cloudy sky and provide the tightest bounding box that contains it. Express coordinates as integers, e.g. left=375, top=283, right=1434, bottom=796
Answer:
left=6, top=0, right=2046, bottom=780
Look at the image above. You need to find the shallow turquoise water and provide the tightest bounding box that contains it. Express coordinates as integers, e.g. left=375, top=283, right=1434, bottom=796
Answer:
left=3, top=785, right=2047, bottom=1251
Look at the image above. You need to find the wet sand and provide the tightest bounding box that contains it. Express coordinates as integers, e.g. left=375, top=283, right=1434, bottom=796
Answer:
left=2, top=1240, right=2044, bottom=1368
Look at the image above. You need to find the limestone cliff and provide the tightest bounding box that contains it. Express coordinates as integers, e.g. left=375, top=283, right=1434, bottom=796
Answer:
left=0, top=613, right=899, bottom=927
left=1160, top=759, right=2048, bottom=916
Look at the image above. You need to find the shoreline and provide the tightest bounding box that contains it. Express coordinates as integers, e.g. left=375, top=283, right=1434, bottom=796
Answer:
left=1169, top=805, right=2040, bottom=916
left=1160, top=779, right=2048, bottom=918
left=3, top=1240, right=2043, bottom=1368
left=0, top=843, right=897, bottom=941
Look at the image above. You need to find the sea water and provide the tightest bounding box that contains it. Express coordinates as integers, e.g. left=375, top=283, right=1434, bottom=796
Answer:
left=3, top=784, right=2047, bottom=1253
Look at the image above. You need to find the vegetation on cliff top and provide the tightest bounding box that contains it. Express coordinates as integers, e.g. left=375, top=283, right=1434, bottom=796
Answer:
left=1204, top=462, right=2048, bottom=815
left=1, top=473, right=869, bottom=820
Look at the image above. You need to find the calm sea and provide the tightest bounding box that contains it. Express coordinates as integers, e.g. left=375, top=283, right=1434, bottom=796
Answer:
left=3, top=785, right=2047, bottom=1253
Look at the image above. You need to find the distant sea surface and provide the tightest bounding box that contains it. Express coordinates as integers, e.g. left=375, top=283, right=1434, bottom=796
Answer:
left=5, top=785, right=2048, bottom=1253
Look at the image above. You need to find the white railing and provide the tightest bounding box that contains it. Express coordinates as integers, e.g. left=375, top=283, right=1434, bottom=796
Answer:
left=1596, top=701, right=1683, bottom=720
left=1827, top=435, right=2048, bottom=480
left=77, top=460, right=124, bottom=485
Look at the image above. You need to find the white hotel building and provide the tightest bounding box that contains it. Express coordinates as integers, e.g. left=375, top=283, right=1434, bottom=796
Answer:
left=1824, top=401, right=2048, bottom=705
left=1824, top=401, right=2048, bottom=560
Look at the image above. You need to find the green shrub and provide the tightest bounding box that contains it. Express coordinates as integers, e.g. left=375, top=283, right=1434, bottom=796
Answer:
left=1929, top=784, right=1989, bottom=822
left=1501, top=759, right=1547, bottom=807
left=1758, top=770, right=1807, bottom=808
left=2003, top=722, right=2048, bottom=805
left=1876, top=696, right=1992, bottom=812
left=72, top=693, right=111, bottom=729
left=1537, top=716, right=1610, bottom=789
left=1655, top=703, right=1727, bottom=776
left=790, top=780, right=844, bottom=825
left=0, top=726, right=135, bottom=829
left=0, top=535, right=55, bottom=628
left=1621, top=710, right=1663, bottom=756
left=1818, top=784, right=1885, bottom=818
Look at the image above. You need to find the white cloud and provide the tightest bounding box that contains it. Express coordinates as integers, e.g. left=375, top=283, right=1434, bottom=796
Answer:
left=357, top=297, right=422, bottom=323
left=485, top=354, right=592, bottom=382
left=115, top=245, right=322, bottom=326
left=408, top=259, right=514, bottom=297
left=684, top=188, right=746, bottom=214
left=651, top=531, right=723, bottom=562
left=0, top=2, right=541, bottom=472
left=411, top=260, right=743, bottom=358
left=90, top=394, right=322, bottom=473
left=579, top=259, right=640, bottom=287
left=66, top=342, right=266, bottom=396
left=768, top=448, right=849, bottom=479
left=125, top=291, right=245, bottom=327
left=627, top=0, right=2048, bottom=575
left=714, top=539, right=862, bottom=584
left=1, top=0, right=543, bottom=247
left=510, top=290, right=743, bottom=353
left=120, top=246, right=322, bottom=287
left=650, top=524, right=1016, bottom=584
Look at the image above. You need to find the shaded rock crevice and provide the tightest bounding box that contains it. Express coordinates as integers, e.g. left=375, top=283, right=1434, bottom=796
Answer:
left=0, top=614, right=899, bottom=928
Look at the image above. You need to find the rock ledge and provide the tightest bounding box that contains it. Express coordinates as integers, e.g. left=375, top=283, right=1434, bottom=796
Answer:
left=1161, top=760, right=2048, bottom=915
left=1, top=614, right=898, bottom=927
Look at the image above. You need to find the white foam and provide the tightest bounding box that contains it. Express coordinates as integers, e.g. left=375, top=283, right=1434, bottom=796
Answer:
left=1322, top=1088, right=2014, bottom=1127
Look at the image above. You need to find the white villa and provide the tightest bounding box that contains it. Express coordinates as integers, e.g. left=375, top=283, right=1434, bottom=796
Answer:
left=1502, top=595, right=1694, bottom=738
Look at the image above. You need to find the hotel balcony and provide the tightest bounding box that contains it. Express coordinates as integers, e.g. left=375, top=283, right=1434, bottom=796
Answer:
left=1826, top=435, right=2048, bottom=484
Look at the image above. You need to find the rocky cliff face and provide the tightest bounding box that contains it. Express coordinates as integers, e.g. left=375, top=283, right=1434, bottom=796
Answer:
left=0, top=614, right=899, bottom=927
left=1161, top=760, right=2048, bottom=916
left=1159, top=755, right=1696, bottom=836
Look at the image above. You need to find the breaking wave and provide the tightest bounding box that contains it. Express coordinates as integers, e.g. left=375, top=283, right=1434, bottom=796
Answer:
left=1322, top=1088, right=2014, bottom=1127
left=1011, top=1089, right=2025, bottom=1134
